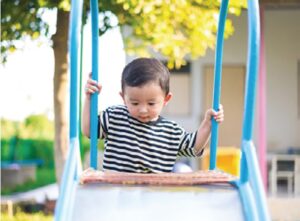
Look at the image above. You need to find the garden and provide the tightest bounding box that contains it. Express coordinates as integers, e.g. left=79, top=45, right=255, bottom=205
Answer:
left=0, top=115, right=92, bottom=219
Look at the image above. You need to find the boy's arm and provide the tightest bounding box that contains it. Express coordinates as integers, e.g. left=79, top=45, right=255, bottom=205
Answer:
left=194, top=105, right=224, bottom=155
left=81, top=96, right=91, bottom=137
left=81, top=76, right=102, bottom=138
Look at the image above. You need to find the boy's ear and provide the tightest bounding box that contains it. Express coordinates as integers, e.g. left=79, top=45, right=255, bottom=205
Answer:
left=119, top=91, right=125, bottom=100
left=119, top=91, right=126, bottom=104
left=164, top=92, right=172, bottom=105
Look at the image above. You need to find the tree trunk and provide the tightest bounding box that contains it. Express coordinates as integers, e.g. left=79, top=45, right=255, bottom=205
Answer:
left=52, top=9, right=70, bottom=186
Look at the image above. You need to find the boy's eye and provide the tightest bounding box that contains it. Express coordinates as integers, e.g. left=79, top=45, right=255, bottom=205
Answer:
left=148, top=102, right=156, bottom=106
left=131, top=102, right=138, bottom=106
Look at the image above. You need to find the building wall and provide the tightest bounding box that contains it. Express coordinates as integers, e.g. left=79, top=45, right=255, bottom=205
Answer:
left=264, top=9, right=300, bottom=150
left=164, top=8, right=300, bottom=152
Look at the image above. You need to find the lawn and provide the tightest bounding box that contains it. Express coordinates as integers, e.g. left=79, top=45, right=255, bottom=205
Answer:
left=1, top=211, right=53, bottom=221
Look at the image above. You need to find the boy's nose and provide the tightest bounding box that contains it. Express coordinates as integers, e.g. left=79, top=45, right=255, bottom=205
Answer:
left=139, top=106, right=147, bottom=113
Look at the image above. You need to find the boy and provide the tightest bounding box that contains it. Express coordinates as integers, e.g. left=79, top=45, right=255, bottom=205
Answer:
left=82, top=58, right=224, bottom=173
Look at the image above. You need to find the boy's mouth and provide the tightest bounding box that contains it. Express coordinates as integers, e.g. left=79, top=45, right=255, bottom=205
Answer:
left=139, top=116, right=149, bottom=121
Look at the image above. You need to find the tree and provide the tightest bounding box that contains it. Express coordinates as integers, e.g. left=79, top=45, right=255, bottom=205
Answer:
left=1, top=0, right=246, bottom=183
left=101, top=0, right=247, bottom=68
left=2, top=0, right=72, bottom=183
left=24, top=114, right=54, bottom=139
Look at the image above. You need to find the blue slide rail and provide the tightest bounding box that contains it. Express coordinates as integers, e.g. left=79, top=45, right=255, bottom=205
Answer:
left=209, top=0, right=228, bottom=170
left=54, top=0, right=83, bottom=220
left=210, top=0, right=270, bottom=220
left=239, top=0, right=270, bottom=220
left=90, top=0, right=99, bottom=169
left=55, top=0, right=270, bottom=220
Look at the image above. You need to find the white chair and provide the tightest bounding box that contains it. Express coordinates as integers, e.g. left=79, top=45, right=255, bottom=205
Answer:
left=295, top=156, right=300, bottom=195
left=269, top=154, right=298, bottom=196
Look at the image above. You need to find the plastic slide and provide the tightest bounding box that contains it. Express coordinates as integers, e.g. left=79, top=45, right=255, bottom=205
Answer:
left=54, top=0, right=270, bottom=220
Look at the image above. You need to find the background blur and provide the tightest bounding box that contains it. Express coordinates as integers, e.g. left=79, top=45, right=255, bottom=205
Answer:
left=1, top=0, right=300, bottom=220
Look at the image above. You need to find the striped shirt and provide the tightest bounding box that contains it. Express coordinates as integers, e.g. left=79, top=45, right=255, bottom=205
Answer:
left=99, top=105, right=202, bottom=173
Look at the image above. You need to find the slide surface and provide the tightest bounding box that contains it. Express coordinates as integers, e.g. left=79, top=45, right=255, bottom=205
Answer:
left=71, top=183, right=244, bottom=221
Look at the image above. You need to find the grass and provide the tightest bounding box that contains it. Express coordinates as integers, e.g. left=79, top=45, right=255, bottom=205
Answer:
left=1, top=211, right=53, bottom=221
left=1, top=168, right=56, bottom=195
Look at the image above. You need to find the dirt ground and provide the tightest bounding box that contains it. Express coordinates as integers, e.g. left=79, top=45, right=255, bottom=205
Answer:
left=268, top=196, right=300, bottom=221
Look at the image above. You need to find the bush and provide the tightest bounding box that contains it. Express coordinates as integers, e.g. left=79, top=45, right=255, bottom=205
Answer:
left=23, top=115, right=54, bottom=139
left=1, top=117, right=105, bottom=195
left=0, top=137, right=104, bottom=194
left=1, top=138, right=54, bottom=168
left=1, top=115, right=54, bottom=140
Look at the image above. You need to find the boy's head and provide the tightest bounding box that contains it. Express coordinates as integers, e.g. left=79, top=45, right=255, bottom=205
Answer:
left=121, top=58, right=170, bottom=95
left=120, top=58, right=172, bottom=123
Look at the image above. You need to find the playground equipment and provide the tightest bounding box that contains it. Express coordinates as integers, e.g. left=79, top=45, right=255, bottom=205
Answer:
left=54, top=0, right=270, bottom=220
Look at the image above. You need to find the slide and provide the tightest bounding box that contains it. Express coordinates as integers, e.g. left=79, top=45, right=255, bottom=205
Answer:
left=71, top=183, right=244, bottom=221
left=54, top=0, right=270, bottom=220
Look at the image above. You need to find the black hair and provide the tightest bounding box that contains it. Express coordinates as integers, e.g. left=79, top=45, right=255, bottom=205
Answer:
left=121, top=58, right=170, bottom=95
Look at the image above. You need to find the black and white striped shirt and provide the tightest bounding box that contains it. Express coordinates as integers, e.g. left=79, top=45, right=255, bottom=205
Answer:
left=99, top=105, right=202, bottom=173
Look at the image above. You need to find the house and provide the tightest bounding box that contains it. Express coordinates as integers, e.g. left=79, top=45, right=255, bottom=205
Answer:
left=126, top=1, right=300, bottom=171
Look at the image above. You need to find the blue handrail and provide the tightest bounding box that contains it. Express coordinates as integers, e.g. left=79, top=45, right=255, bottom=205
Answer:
left=240, top=0, right=261, bottom=185
left=54, top=139, right=81, bottom=221
left=210, top=0, right=270, bottom=220
left=209, top=0, right=229, bottom=170
left=90, top=0, right=99, bottom=169
left=236, top=180, right=259, bottom=220
left=54, top=0, right=83, bottom=220
left=242, top=1, right=260, bottom=142
left=243, top=141, right=270, bottom=220
left=69, top=0, right=82, bottom=139
left=239, top=0, right=270, bottom=220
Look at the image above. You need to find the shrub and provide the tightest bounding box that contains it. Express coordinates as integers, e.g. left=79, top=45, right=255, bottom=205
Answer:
left=1, top=138, right=54, bottom=168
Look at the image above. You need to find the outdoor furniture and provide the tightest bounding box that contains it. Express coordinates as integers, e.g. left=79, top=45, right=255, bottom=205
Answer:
left=1, top=160, right=43, bottom=189
left=269, top=154, right=300, bottom=196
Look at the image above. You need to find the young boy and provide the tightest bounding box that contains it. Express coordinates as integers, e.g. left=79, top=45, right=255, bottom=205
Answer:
left=82, top=58, right=224, bottom=173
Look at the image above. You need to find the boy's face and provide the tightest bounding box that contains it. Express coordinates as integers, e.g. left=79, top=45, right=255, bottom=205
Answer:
left=120, top=82, right=172, bottom=123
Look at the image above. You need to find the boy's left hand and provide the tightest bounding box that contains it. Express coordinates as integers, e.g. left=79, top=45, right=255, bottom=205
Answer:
left=205, top=104, right=224, bottom=123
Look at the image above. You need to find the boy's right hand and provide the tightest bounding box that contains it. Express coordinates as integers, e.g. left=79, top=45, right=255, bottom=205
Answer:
left=84, top=73, right=102, bottom=99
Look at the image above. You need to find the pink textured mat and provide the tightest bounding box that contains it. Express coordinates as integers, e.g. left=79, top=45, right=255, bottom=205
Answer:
left=80, top=168, right=236, bottom=186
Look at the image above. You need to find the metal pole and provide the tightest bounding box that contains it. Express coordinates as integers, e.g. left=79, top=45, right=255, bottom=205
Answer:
left=209, top=0, right=229, bottom=170
left=90, top=0, right=99, bottom=169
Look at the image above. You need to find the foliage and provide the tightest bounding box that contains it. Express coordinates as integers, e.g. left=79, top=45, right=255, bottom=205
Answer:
left=1, top=112, right=103, bottom=166
left=1, top=210, right=53, bottom=221
left=1, top=115, right=54, bottom=140
left=0, top=137, right=103, bottom=195
left=100, top=0, right=247, bottom=68
left=2, top=0, right=246, bottom=67
left=1, top=0, right=74, bottom=62
left=1, top=0, right=49, bottom=62
left=0, top=136, right=102, bottom=194
left=1, top=119, right=18, bottom=139
left=24, top=115, right=54, bottom=139
left=1, top=114, right=54, bottom=139
left=1, top=138, right=55, bottom=168
left=1, top=135, right=101, bottom=164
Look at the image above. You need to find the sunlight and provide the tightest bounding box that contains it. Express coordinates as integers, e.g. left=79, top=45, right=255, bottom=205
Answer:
left=0, top=11, right=125, bottom=121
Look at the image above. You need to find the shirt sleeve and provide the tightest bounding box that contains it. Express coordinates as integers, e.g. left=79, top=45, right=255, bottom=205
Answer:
left=98, top=108, right=110, bottom=139
left=177, top=131, right=204, bottom=157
